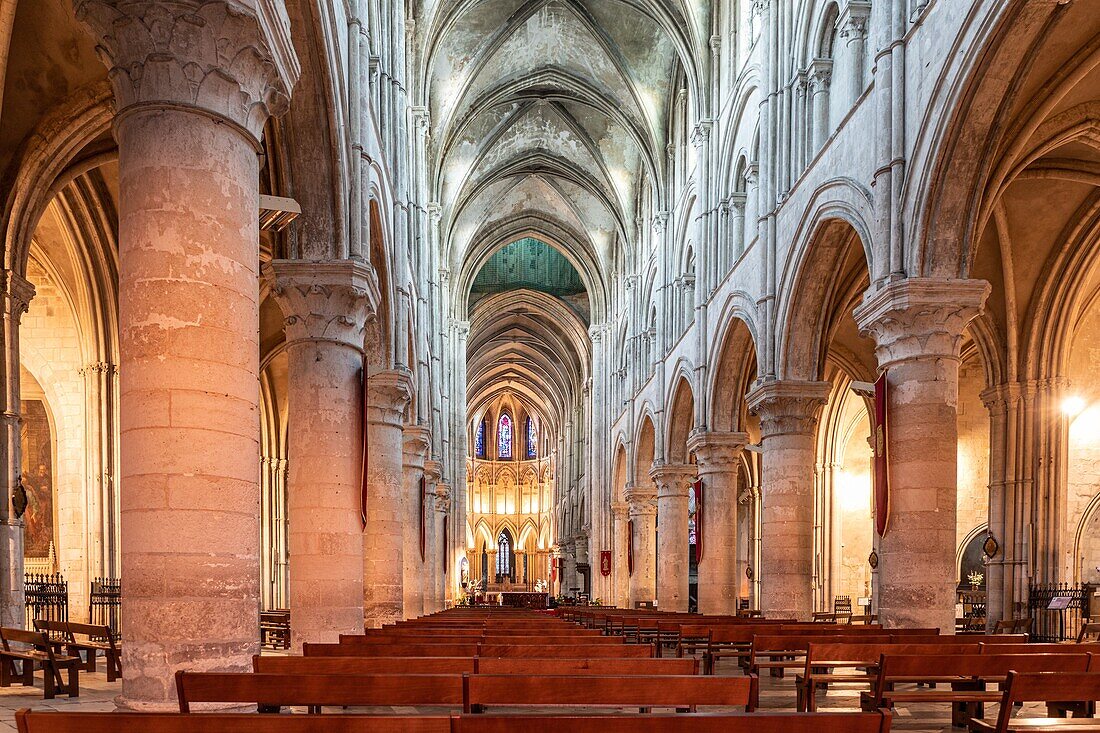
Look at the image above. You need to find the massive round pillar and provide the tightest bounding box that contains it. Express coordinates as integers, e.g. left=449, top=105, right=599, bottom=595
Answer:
left=855, top=278, right=988, bottom=630
left=364, top=369, right=412, bottom=627
left=73, top=0, right=298, bottom=708
left=689, top=431, right=749, bottom=615
left=266, top=261, right=376, bottom=649
left=624, top=482, right=657, bottom=607
left=747, top=380, right=830, bottom=620
left=650, top=463, right=696, bottom=612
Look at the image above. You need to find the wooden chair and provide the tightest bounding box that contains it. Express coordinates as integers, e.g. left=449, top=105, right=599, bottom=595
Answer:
left=1078, top=623, right=1100, bottom=643
left=0, top=627, right=81, bottom=699
left=461, top=673, right=756, bottom=713
left=259, top=610, right=290, bottom=650
left=34, top=620, right=121, bottom=682
left=15, top=711, right=451, bottom=733
left=969, top=671, right=1100, bottom=733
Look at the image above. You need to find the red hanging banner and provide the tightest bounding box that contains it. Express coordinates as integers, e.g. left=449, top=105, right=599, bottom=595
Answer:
left=873, top=370, right=890, bottom=537
left=627, top=519, right=634, bottom=576
left=691, top=478, right=704, bottom=562
left=419, top=476, right=426, bottom=561
left=360, top=367, right=370, bottom=529
left=600, top=550, right=611, bottom=577
left=442, top=522, right=448, bottom=576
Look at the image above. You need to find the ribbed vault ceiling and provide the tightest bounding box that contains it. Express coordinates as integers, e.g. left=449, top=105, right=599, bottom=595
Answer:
left=415, top=0, right=692, bottom=454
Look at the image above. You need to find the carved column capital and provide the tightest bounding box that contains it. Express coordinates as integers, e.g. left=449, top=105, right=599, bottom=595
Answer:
left=265, top=260, right=379, bottom=349
left=73, top=0, right=300, bottom=142
left=808, top=57, right=834, bottom=93
left=623, top=481, right=657, bottom=517
left=424, top=459, right=443, bottom=484
left=610, top=501, right=630, bottom=521
left=366, top=369, right=413, bottom=428
left=5, top=271, right=34, bottom=323
left=649, top=462, right=697, bottom=499
left=433, top=483, right=451, bottom=514
left=687, top=430, right=749, bottom=472
left=402, top=425, right=432, bottom=470
left=853, top=278, right=990, bottom=368
left=746, top=380, right=830, bottom=437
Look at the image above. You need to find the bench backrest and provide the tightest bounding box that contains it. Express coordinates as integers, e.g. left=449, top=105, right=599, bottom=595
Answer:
left=303, top=643, right=480, bottom=657
left=16, top=711, right=450, bottom=733
left=1, top=628, right=50, bottom=653
left=476, top=644, right=653, bottom=658
left=175, top=672, right=465, bottom=712
left=981, top=643, right=1100, bottom=655
left=806, top=642, right=983, bottom=667
left=452, top=712, right=891, bottom=733
left=993, top=671, right=1100, bottom=733
left=461, top=674, right=752, bottom=713
left=475, top=657, right=697, bottom=675
left=872, top=653, right=1092, bottom=700
left=252, top=656, right=476, bottom=674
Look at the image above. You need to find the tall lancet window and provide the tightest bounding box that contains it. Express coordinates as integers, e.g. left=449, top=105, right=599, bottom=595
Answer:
left=497, top=530, right=513, bottom=578
left=498, top=413, right=513, bottom=459
left=475, top=420, right=487, bottom=459
left=526, top=417, right=537, bottom=459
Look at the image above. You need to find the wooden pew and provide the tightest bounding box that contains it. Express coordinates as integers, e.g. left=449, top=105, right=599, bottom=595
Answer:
left=476, top=657, right=698, bottom=675
left=798, top=642, right=983, bottom=711
left=175, top=671, right=464, bottom=713
left=451, top=711, right=895, bottom=733
left=340, top=634, right=625, bottom=645
left=461, top=673, right=756, bottom=713
left=969, top=671, right=1100, bottom=733
left=15, top=710, right=451, bottom=732
left=859, top=653, right=1092, bottom=726
left=0, top=628, right=81, bottom=699
left=33, top=620, right=122, bottom=682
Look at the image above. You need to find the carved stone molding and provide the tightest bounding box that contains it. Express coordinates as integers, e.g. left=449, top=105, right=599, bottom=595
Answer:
left=433, top=483, right=452, bottom=514
left=623, top=481, right=657, bottom=516
left=853, top=278, right=990, bottom=368
left=746, top=380, right=830, bottom=437
left=687, top=430, right=749, bottom=472
left=265, top=260, right=379, bottom=349
left=73, top=0, right=300, bottom=141
left=610, top=501, right=630, bottom=521
left=366, top=369, right=414, bottom=428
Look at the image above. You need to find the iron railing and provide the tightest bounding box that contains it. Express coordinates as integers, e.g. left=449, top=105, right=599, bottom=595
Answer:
left=1028, top=582, right=1095, bottom=642
left=90, top=577, right=121, bottom=639
left=24, top=573, right=67, bottom=630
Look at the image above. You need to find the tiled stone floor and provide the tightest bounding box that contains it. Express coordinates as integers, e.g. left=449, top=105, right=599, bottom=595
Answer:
left=0, top=658, right=1063, bottom=731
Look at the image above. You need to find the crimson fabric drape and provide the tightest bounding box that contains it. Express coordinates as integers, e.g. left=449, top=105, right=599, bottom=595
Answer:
left=873, top=370, right=890, bottom=537
left=691, top=478, right=704, bottom=562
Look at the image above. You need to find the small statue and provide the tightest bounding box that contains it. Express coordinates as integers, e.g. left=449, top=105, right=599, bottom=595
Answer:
left=11, top=478, right=27, bottom=519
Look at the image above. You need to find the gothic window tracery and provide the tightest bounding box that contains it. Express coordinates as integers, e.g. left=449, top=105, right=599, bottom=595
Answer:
left=498, top=413, right=513, bottom=459
left=526, top=417, right=537, bottom=458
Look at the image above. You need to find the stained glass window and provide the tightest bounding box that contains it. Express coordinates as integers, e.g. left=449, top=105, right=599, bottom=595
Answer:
left=498, top=413, right=513, bottom=459
left=497, top=531, right=512, bottom=576
left=475, top=420, right=486, bottom=458
left=526, top=417, right=537, bottom=458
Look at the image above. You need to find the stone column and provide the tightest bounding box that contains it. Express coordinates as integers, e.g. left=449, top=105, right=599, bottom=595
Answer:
left=265, top=260, right=377, bottom=650
left=854, top=278, right=988, bottom=630
left=839, top=1, right=872, bottom=104
left=422, top=460, right=443, bottom=613
left=364, top=370, right=413, bottom=627
left=747, top=380, right=830, bottom=620
left=561, top=541, right=577, bottom=596
left=689, top=430, right=749, bottom=615
left=575, top=535, right=589, bottom=595
left=0, top=273, right=32, bottom=628
left=73, top=0, right=298, bottom=708
left=402, top=426, right=430, bottom=619
left=809, top=58, right=833, bottom=151
left=651, top=462, right=697, bottom=612
left=432, top=483, right=451, bottom=610
left=625, top=482, right=658, bottom=607
left=611, top=501, right=630, bottom=607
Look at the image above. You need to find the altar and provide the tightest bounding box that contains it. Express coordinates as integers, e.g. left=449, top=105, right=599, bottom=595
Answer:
left=478, top=591, right=550, bottom=609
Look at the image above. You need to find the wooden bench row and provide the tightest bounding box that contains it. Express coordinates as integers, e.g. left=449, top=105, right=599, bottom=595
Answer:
left=255, top=655, right=701, bottom=675
left=15, top=710, right=895, bottom=733
left=174, top=671, right=758, bottom=714
left=305, top=642, right=659, bottom=658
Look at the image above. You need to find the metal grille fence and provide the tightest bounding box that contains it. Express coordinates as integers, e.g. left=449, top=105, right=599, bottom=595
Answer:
left=90, top=577, right=121, bottom=639
left=1028, top=582, right=1095, bottom=642
left=24, top=573, right=67, bottom=630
